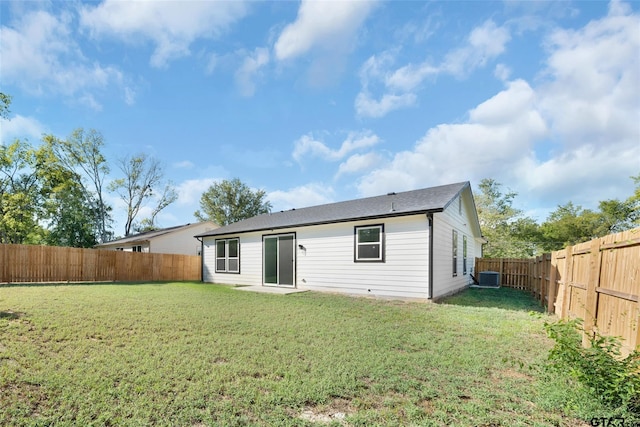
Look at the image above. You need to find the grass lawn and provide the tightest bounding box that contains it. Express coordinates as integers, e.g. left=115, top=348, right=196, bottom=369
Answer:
left=1, top=282, right=584, bottom=426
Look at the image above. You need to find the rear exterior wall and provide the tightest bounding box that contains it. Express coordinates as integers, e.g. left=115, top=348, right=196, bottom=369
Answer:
left=202, top=214, right=432, bottom=299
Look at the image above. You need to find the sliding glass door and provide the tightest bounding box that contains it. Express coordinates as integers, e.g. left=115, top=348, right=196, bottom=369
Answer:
left=263, top=234, right=295, bottom=287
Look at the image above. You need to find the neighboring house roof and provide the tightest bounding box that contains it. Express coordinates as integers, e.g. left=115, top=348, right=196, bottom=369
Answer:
left=196, top=181, right=480, bottom=238
left=96, top=222, right=216, bottom=247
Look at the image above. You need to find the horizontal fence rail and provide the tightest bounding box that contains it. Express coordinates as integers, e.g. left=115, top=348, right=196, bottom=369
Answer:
left=0, top=244, right=201, bottom=283
left=475, top=227, right=640, bottom=356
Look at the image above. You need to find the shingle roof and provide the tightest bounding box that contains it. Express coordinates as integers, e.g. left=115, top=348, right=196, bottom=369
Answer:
left=195, top=181, right=470, bottom=238
left=97, top=222, right=214, bottom=246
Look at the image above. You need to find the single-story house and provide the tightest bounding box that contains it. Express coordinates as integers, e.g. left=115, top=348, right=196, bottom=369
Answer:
left=97, top=221, right=218, bottom=256
left=195, top=182, right=485, bottom=300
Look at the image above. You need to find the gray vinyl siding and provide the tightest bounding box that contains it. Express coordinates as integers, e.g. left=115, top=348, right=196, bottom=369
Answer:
left=203, top=233, right=262, bottom=285
left=151, top=223, right=214, bottom=255
left=431, top=193, right=483, bottom=299
left=297, top=215, right=430, bottom=299
left=202, top=214, right=431, bottom=299
left=201, top=186, right=484, bottom=300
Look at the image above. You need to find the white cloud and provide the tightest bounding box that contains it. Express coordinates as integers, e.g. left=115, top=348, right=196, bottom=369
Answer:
left=274, top=0, right=376, bottom=61
left=175, top=178, right=217, bottom=207
left=520, top=143, right=640, bottom=208
left=335, top=152, right=383, bottom=179
left=442, top=20, right=511, bottom=77
left=469, top=79, right=544, bottom=127
left=358, top=51, right=397, bottom=88
left=173, top=160, right=195, bottom=170
left=0, top=9, right=123, bottom=103
left=354, top=3, right=639, bottom=217
left=293, top=131, right=381, bottom=162
left=354, top=91, right=417, bottom=119
left=80, top=0, right=249, bottom=67
left=385, top=62, right=439, bottom=92
left=124, top=87, right=136, bottom=106
left=494, top=63, right=512, bottom=81
left=0, top=115, right=46, bottom=145
left=355, top=20, right=511, bottom=118
left=235, top=47, right=270, bottom=97
left=538, top=1, right=640, bottom=148
left=268, top=183, right=335, bottom=211
left=356, top=78, right=547, bottom=197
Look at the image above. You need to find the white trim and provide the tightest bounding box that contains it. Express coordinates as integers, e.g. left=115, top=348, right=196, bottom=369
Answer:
left=355, top=224, right=384, bottom=262
left=263, top=233, right=296, bottom=287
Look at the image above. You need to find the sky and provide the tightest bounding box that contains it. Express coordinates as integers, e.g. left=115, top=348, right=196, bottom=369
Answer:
left=1, top=0, right=639, bottom=238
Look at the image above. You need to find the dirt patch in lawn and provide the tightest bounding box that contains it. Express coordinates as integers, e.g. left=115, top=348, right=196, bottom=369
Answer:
left=0, top=310, right=24, bottom=320
left=298, top=398, right=354, bottom=425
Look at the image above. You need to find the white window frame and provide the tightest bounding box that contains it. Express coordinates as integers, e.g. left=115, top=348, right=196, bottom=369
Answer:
left=215, top=238, right=240, bottom=273
left=452, top=230, right=458, bottom=277
left=354, top=224, right=384, bottom=262
left=463, top=235, right=468, bottom=275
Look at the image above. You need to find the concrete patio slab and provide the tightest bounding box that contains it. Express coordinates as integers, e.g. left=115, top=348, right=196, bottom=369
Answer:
left=234, top=286, right=308, bottom=295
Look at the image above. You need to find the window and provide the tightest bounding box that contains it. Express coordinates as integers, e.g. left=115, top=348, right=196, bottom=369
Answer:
left=452, top=230, right=458, bottom=277
left=458, top=196, right=462, bottom=215
left=133, top=245, right=142, bottom=252
left=463, top=235, right=468, bottom=275
left=355, top=224, right=384, bottom=262
left=215, top=238, right=239, bottom=273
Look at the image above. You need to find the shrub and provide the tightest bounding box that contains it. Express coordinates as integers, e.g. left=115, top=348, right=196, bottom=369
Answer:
left=543, top=318, right=640, bottom=416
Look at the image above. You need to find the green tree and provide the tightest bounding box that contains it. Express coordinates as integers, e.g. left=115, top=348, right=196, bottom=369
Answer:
left=0, top=140, right=46, bottom=244
left=1, top=92, right=11, bottom=119
left=194, top=178, right=271, bottom=226
left=1, top=132, right=109, bottom=247
left=36, top=139, right=98, bottom=247
left=540, top=202, right=601, bottom=251
left=475, top=178, right=541, bottom=257
left=55, top=129, right=113, bottom=243
left=109, top=153, right=176, bottom=236
left=596, top=198, right=637, bottom=235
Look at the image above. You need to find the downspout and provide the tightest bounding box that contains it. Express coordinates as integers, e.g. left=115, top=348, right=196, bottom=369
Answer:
left=196, top=236, right=204, bottom=282
left=427, top=213, right=434, bottom=300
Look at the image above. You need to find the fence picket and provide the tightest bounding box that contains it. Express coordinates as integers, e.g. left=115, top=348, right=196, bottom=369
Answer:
left=0, top=244, right=201, bottom=283
left=475, top=227, right=640, bottom=355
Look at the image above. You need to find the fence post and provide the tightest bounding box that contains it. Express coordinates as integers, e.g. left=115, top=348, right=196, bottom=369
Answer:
left=582, top=239, right=602, bottom=346
left=0, top=245, right=5, bottom=282
left=541, top=253, right=548, bottom=308
left=548, top=252, right=558, bottom=314
left=635, top=296, right=640, bottom=354
left=560, top=246, right=574, bottom=319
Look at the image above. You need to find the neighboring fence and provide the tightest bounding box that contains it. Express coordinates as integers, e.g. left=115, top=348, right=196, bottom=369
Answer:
left=0, top=244, right=201, bottom=283
left=475, top=227, right=640, bottom=355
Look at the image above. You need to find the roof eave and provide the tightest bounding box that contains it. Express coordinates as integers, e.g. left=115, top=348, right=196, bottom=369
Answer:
left=194, top=208, right=445, bottom=238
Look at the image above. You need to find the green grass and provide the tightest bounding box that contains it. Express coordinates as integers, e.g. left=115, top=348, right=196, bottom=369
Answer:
left=439, top=286, right=546, bottom=312
left=1, top=283, right=586, bottom=426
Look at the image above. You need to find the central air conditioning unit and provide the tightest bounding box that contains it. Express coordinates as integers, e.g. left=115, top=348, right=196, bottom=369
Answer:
left=478, top=271, right=500, bottom=287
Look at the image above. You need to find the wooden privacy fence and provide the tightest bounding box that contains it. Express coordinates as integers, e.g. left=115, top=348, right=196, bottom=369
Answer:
left=475, top=227, right=640, bottom=355
left=0, top=244, right=201, bottom=283
left=474, top=255, right=552, bottom=305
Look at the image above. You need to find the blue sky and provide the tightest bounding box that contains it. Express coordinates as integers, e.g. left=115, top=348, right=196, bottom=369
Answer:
left=1, top=0, right=639, bottom=237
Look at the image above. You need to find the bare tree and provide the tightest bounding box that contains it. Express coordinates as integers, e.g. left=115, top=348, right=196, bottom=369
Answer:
left=109, top=153, right=176, bottom=236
